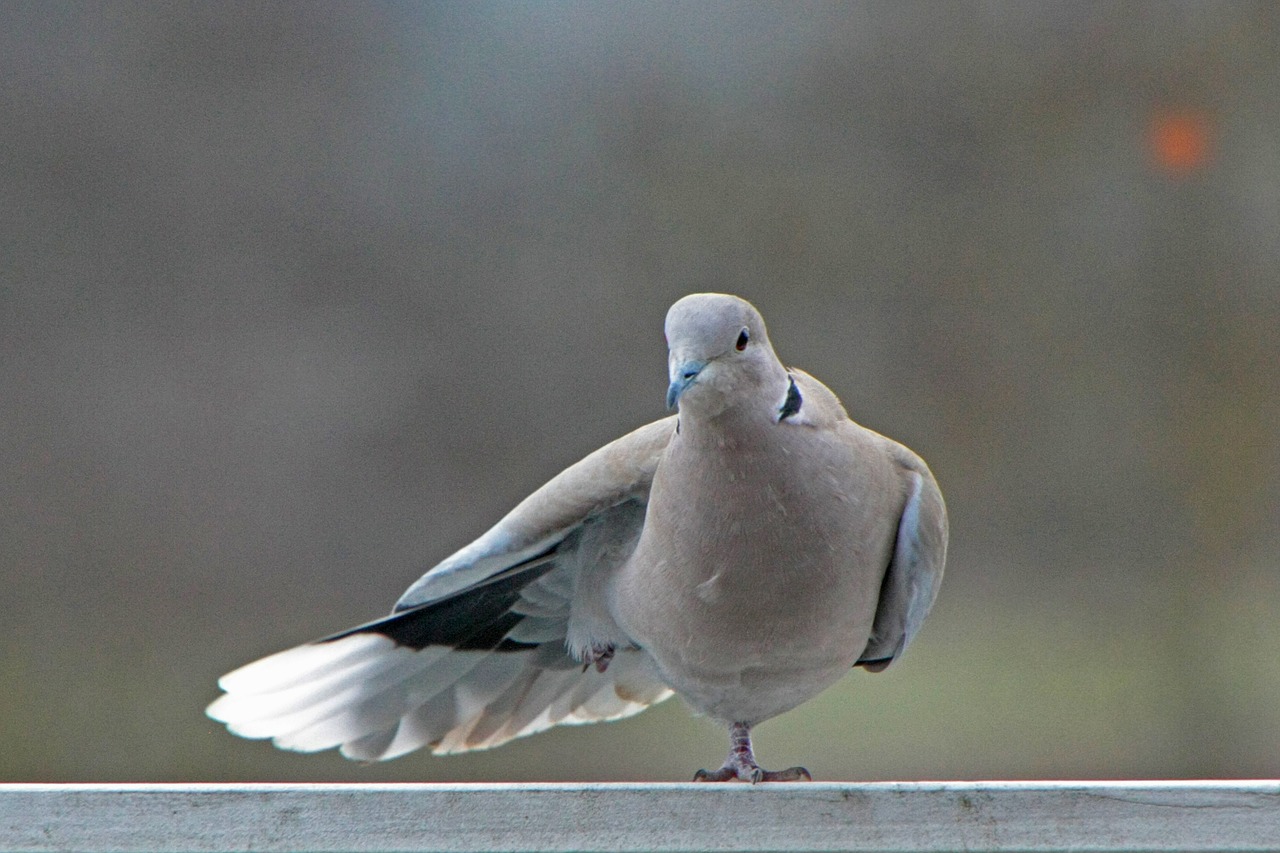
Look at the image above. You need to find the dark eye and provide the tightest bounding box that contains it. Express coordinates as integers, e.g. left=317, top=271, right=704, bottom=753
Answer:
left=735, top=328, right=749, bottom=351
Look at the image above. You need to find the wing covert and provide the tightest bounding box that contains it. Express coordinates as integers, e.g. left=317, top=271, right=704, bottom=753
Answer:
left=857, top=461, right=948, bottom=671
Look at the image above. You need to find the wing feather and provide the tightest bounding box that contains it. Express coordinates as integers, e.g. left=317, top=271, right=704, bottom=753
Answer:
left=856, top=458, right=948, bottom=670
left=207, top=417, right=678, bottom=760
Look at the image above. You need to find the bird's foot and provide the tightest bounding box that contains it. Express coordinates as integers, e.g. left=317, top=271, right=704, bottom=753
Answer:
left=693, top=721, right=813, bottom=783
left=693, top=765, right=738, bottom=782
left=693, top=760, right=812, bottom=783
left=580, top=643, right=615, bottom=673
left=755, top=765, right=813, bottom=782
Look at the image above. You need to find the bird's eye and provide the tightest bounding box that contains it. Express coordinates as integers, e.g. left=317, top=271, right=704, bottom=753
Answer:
left=735, top=328, right=750, bottom=351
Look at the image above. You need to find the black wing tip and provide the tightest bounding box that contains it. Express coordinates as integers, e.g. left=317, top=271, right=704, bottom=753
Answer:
left=855, top=656, right=894, bottom=672
left=319, top=551, right=563, bottom=653
left=323, top=607, right=540, bottom=653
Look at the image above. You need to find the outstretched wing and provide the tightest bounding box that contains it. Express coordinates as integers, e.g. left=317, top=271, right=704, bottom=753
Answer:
left=207, top=417, right=677, bottom=760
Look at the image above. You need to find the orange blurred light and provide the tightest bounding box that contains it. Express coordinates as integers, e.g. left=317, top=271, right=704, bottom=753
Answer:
left=1149, top=110, right=1211, bottom=176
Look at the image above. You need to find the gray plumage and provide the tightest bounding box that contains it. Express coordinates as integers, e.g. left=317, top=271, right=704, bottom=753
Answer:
left=207, top=293, right=947, bottom=780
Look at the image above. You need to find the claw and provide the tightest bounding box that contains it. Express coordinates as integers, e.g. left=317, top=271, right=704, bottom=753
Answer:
left=693, top=767, right=735, bottom=782
left=757, top=766, right=812, bottom=783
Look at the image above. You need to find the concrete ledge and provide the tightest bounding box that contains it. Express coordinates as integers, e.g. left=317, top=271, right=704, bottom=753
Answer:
left=3, top=781, right=1279, bottom=852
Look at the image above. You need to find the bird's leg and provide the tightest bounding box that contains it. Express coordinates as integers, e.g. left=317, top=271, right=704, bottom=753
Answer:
left=693, top=722, right=813, bottom=783
left=580, top=643, right=615, bottom=673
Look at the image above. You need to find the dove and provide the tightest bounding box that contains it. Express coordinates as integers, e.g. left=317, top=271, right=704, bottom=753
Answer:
left=207, top=293, right=947, bottom=782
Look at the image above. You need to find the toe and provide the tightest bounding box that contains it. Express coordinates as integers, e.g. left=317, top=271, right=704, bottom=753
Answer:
left=757, top=766, right=813, bottom=782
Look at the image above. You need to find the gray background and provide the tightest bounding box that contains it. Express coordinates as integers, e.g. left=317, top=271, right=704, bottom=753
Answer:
left=3, top=2, right=1278, bottom=782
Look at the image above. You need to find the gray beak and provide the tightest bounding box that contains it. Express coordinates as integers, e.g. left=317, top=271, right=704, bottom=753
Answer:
left=666, top=361, right=705, bottom=410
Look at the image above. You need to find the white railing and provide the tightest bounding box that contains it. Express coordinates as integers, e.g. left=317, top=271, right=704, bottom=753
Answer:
left=3, top=781, right=1278, bottom=852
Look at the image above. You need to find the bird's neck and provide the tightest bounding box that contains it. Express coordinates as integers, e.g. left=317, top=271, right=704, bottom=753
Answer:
left=675, top=372, right=792, bottom=451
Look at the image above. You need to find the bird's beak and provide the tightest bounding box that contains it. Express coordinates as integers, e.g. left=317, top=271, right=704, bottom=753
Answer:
left=666, top=360, right=706, bottom=410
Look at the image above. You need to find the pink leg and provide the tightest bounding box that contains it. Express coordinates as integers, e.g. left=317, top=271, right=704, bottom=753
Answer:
left=693, top=722, right=813, bottom=783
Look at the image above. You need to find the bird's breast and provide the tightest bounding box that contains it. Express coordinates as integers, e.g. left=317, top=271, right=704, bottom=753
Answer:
left=611, top=427, right=898, bottom=719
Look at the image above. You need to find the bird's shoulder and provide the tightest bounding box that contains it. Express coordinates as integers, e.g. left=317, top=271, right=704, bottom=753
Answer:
left=784, top=367, right=849, bottom=427
left=786, top=368, right=938, bottom=485
left=395, top=415, right=677, bottom=610
left=515, top=414, right=678, bottom=528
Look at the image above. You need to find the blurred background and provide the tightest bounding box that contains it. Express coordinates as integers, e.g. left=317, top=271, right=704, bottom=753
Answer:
left=3, top=2, right=1278, bottom=783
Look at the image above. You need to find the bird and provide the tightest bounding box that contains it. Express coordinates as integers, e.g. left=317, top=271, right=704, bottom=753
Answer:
left=206, top=293, right=948, bottom=782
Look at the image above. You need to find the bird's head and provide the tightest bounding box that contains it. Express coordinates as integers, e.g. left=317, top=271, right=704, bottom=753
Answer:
left=663, top=293, right=786, bottom=417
